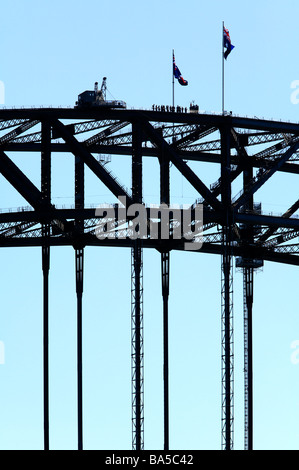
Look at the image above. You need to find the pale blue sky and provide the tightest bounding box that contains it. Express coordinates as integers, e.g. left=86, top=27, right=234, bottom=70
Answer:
left=0, top=0, right=298, bottom=450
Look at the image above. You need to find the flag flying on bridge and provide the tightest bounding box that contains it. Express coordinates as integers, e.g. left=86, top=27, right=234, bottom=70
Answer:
left=173, top=52, right=188, bottom=86
left=223, top=25, right=235, bottom=59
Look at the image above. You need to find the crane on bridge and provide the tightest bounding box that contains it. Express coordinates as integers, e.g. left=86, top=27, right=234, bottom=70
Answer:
left=75, top=77, right=126, bottom=109
left=94, top=77, right=106, bottom=102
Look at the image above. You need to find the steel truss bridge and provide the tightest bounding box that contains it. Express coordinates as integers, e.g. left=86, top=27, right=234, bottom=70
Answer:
left=0, top=107, right=298, bottom=451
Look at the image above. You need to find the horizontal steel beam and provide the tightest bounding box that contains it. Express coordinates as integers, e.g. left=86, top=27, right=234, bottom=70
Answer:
left=0, top=207, right=298, bottom=230
left=0, top=108, right=298, bottom=133
left=0, top=235, right=298, bottom=265
left=2, top=142, right=298, bottom=175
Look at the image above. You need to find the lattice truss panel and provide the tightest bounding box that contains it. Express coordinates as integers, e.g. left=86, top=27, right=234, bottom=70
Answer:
left=0, top=109, right=298, bottom=266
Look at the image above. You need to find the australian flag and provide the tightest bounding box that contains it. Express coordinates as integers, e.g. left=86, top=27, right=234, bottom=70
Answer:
left=223, top=26, right=235, bottom=60
left=173, top=52, right=188, bottom=86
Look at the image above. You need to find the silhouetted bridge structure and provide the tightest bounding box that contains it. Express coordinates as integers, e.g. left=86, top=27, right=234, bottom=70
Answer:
left=0, top=106, right=298, bottom=450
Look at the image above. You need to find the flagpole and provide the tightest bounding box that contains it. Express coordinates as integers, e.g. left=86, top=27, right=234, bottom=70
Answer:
left=172, top=49, right=175, bottom=109
left=222, top=21, right=225, bottom=115
left=172, top=49, right=175, bottom=143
